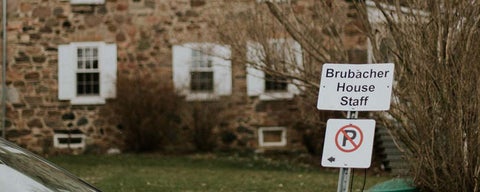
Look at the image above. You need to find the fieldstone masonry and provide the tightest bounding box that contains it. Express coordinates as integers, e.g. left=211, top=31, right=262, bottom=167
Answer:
left=0, top=0, right=366, bottom=154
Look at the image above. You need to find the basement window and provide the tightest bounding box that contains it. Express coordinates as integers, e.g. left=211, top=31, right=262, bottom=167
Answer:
left=257, top=0, right=290, bottom=3
left=258, top=127, right=287, bottom=147
left=53, top=130, right=86, bottom=149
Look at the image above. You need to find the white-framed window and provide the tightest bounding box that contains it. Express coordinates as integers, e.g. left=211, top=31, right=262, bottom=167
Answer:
left=258, top=127, right=287, bottom=147
left=247, top=39, right=302, bottom=100
left=173, top=43, right=232, bottom=101
left=53, top=132, right=86, bottom=149
left=190, top=50, right=214, bottom=92
left=70, top=0, right=105, bottom=5
left=58, top=42, right=117, bottom=105
left=264, top=40, right=289, bottom=93
left=76, top=46, right=100, bottom=96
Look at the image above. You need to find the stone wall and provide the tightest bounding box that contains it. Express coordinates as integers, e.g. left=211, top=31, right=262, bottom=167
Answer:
left=0, top=0, right=367, bottom=154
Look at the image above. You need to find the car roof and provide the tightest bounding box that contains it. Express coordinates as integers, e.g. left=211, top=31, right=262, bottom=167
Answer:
left=0, top=137, right=101, bottom=192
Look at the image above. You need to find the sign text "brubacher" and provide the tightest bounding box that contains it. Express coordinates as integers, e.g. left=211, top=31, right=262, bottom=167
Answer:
left=325, top=68, right=391, bottom=107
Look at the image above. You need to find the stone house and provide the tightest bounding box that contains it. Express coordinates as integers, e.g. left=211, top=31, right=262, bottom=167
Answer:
left=0, top=0, right=369, bottom=155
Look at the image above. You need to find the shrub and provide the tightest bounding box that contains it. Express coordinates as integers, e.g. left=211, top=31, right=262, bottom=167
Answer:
left=360, top=1, right=480, bottom=190
left=294, top=96, right=339, bottom=156
left=221, top=130, right=237, bottom=145
left=106, top=75, right=186, bottom=153
left=184, top=101, right=229, bottom=152
left=295, top=122, right=324, bottom=156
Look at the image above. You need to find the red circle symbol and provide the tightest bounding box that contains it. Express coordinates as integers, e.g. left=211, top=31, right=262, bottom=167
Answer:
left=335, top=124, right=363, bottom=153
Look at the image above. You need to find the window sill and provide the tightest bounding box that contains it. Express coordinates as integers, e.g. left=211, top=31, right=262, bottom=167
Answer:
left=70, top=0, right=105, bottom=5
left=256, top=0, right=290, bottom=3
left=259, top=92, right=294, bottom=101
left=259, top=143, right=288, bottom=147
left=71, top=96, right=106, bottom=105
left=185, top=92, right=219, bottom=101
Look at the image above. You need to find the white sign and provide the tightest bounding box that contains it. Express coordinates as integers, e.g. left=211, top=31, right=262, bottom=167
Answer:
left=317, top=63, right=394, bottom=111
left=321, top=119, right=376, bottom=168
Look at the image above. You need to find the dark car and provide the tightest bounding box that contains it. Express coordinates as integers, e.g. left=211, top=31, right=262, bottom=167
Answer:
left=0, top=137, right=101, bottom=192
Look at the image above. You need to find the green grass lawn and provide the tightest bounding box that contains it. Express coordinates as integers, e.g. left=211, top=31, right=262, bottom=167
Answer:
left=48, top=154, right=390, bottom=192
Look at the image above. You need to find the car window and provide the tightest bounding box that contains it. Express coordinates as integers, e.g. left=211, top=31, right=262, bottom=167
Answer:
left=0, top=139, right=99, bottom=192
left=0, top=164, right=54, bottom=192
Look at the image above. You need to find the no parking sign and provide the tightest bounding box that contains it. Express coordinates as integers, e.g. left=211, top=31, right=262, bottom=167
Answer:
left=321, top=119, right=375, bottom=168
left=335, top=124, right=363, bottom=153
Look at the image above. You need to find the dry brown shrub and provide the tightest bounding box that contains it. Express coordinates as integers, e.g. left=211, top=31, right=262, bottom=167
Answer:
left=360, top=1, right=480, bottom=191
left=106, top=74, right=186, bottom=153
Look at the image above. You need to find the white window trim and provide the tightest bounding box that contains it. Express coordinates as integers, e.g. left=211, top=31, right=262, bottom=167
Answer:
left=58, top=41, right=117, bottom=105
left=246, top=39, right=302, bottom=100
left=189, top=50, right=215, bottom=94
left=172, top=43, right=232, bottom=101
left=70, top=0, right=105, bottom=5
left=259, top=92, right=295, bottom=101
left=71, top=96, right=105, bottom=105
left=366, top=0, right=429, bottom=24
left=367, top=0, right=429, bottom=64
left=53, top=133, right=86, bottom=149
left=258, top=127, right=287, bottom=147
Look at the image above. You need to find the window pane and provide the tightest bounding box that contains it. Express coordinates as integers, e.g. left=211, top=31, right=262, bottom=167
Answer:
left=198, top=59, right=206, bottom=68
left=93, top=60, right=98, bottom=69
left=192, top=50, right=200, bottom=58
left=77, top=48, right=83, bottom=58
left=77, top=85, right=84, bottom=95
left=85, top=48, right=91, bottom=58
left=77, top=73, right=84, bottom=82
left=77, top=73, right=85, bottom=95
left=58, top=138, right=83, bottom=144
left=77, top=47, right=99, bottom=70
left=85, top=73, right=92, bottom=82
left=77, top=60, right=83, bottom=69
left=206, top=59, right=212, bottom=68
left=93, top=83, right=99, bottom=94
left=85, top=83, right=92, bottom=93
left=192, top=50, right=212, bottom=69
left=263, top=130, right=283, bottom=143
left=93, top=73, right=99, bottom=82
left=76, top=73, right=100, bottom=96
left=92, top=73, right=100, bottom=95
left=190, top=72, right=213, bottom=92
left=265, top=74, right=287, bottom=92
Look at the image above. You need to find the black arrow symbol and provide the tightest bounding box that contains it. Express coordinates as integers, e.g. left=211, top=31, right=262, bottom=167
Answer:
left=328, top=156, right=335, bottom=163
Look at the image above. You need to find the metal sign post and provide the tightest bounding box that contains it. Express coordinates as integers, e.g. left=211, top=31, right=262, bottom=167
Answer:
left=338, top=167, right=352, bottom=192
left=336, top=111, right=358, bottom=192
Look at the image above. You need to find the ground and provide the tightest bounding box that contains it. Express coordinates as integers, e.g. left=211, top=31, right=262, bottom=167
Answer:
left=48, top=153, right=391, bottom=192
